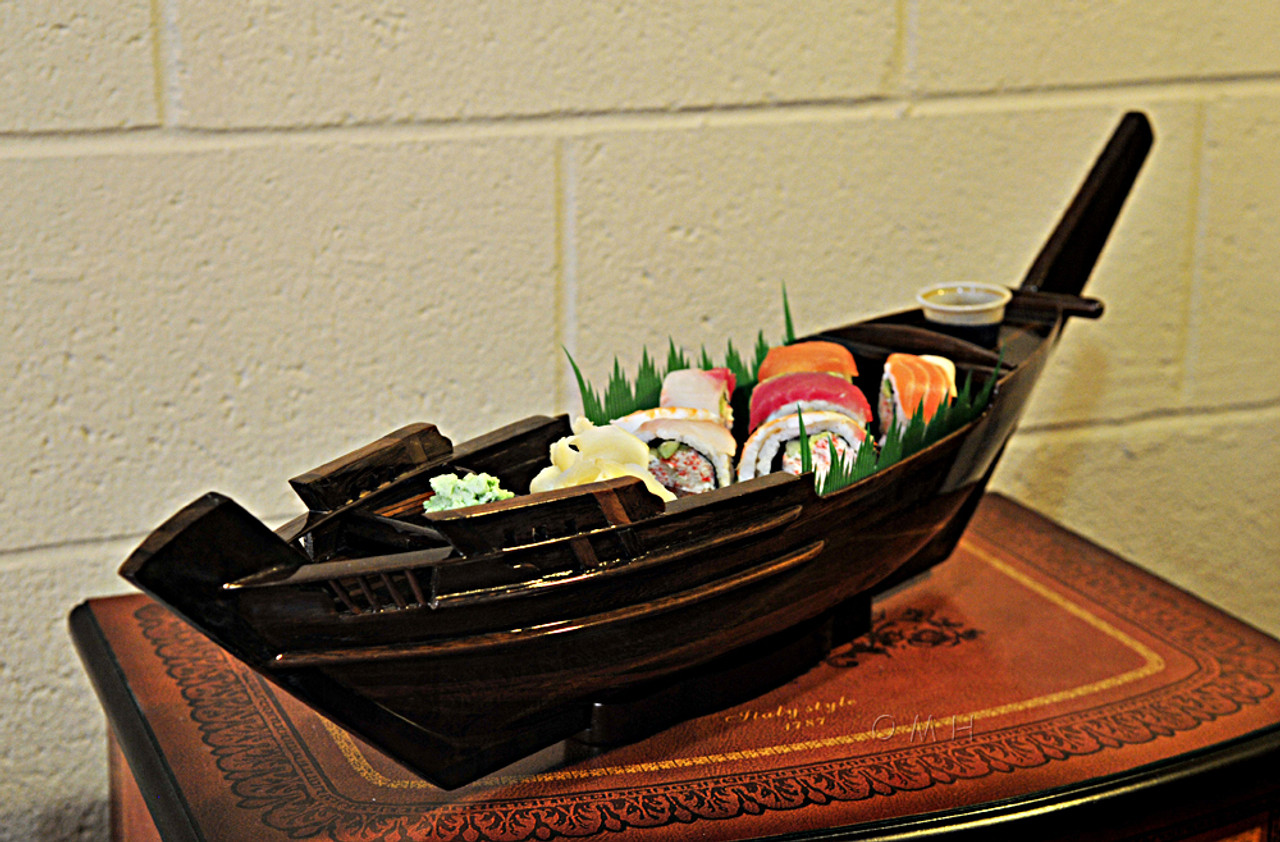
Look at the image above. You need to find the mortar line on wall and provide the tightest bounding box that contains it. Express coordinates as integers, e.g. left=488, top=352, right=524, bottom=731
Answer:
left=884, top=0, right=907, bottom=98
left=158, top=0, right=186, bottom=124
left=146, top=0, right=167, bottom=124
left=904, top=0, right=919, bottom=98
left=555, top=139, right=580, bottom=415
left=0, top=530, right=144, bottom=561
left=907, top=72, right=1280, bottom=112
left=5, top=74, right=1280, bottom=155
left=1017, top=395, right=1280, bottom=436
left=552, top=139, right=564, bottom=411
left=0, top=99, right=894, bottom=156
left=0, top=513, right=296, bottom=561
left=1181, top=102, right=1210, bottom=402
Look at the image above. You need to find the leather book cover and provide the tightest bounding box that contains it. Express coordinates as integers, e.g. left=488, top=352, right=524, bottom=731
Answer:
left=74, top=495, right=1280, bottom=841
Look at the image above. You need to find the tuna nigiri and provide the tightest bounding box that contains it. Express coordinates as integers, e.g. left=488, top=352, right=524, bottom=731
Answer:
left=748, top=371, right=872, bottom=432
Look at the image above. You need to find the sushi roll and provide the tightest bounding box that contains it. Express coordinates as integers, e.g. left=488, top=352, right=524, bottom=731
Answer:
left=611, top=367, right=738, bottom=496
left=737, top=340, right=871, bottom=482
left=748, top=370, right=873, bottom=433
left=756, top=341, right=858, bottom=383
left=627, top=417, right=737, bottom=496
left=737, top=410, right=868, bottom=482
left=878, top=353, right=956, bottom=435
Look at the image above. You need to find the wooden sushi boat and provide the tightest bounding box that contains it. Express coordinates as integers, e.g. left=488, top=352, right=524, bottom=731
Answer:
left=116, top=112, right=1153, bottom=789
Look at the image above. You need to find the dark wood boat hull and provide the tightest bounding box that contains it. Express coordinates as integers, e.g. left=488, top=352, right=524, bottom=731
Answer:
left=112, top=112, right=1154, bottom=789
left=264, top=478, right=988, bottom=787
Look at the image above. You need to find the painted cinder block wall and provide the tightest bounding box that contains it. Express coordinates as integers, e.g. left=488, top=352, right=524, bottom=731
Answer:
left=3, top=2, right=1278, bottom=838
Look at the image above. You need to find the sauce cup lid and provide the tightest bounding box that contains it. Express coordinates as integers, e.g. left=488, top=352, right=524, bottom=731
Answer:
left=917, top=283, right=1012, bottom=326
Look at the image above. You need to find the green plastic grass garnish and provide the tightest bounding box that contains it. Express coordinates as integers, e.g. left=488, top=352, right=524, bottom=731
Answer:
left=753, top=330, right=771, bottom=378
left=782, top=283, right=797, bottom=345
left=796, top=409, right=812, bottom=475
left=723, top=339, right=749, bottom=386
left=567, top=287, right=797, bottom=424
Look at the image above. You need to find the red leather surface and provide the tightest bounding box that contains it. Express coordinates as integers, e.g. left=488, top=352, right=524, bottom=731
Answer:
left=89, top=496, right=1280, bottom=842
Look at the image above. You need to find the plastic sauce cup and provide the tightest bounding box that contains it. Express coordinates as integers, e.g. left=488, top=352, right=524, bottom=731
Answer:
left=916, top=283, right=1012, bottom=347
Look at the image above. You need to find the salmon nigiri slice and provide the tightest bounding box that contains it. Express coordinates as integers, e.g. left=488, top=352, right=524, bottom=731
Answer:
left=757, top=341, right=858, bottom=382
left=878, top=353, right=955, bottom=434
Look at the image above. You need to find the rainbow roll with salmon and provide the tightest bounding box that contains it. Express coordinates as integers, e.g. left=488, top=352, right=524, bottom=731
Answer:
left=737, top=341, right=872, bottom=482
left=878, top=353, right=958, bottom=438
left=739, top=410, right=868, bottom=481
left=614, top=367, right=737, bottom=496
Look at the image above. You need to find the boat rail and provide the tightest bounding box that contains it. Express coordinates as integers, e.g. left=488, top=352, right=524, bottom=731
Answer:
left=251, top=492, right=806, bottom=614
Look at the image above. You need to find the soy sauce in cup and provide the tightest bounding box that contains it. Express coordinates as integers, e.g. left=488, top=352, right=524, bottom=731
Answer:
left=916, top=283, right=1012, bottom=348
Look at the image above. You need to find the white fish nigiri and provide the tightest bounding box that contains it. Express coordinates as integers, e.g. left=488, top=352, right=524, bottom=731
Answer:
left=658, top=367, right=736, bottom=428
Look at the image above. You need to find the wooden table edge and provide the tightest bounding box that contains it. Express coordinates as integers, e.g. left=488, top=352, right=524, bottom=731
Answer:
left=70, top=602, right=206, bottom=842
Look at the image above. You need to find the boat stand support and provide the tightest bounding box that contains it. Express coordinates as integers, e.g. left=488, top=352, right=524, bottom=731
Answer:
left=567, top=593, right=873, bottom=755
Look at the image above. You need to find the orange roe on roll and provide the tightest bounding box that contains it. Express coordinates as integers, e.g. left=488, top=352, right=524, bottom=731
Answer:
left=757, top=341, right=858, bottom=382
